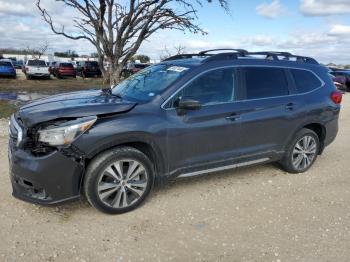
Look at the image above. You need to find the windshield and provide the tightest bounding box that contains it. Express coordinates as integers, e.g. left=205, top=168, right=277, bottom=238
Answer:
left=28, top=60, right=46, bottom=67
left=112, top=64, right=190, bottom=102
left=86, top=61, right=98, bottom=67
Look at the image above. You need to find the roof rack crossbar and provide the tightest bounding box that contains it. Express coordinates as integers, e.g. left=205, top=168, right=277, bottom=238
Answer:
left=202, top=52, right=241, bottom=63
left=162, top=53, right=211, bottom=62
left=199, top=48, right=248, bottom=56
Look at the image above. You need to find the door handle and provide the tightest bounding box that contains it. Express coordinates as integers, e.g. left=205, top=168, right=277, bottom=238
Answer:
left=285, top=103, right=295, bottom=111
left=225, top=114, right=241, bottom=121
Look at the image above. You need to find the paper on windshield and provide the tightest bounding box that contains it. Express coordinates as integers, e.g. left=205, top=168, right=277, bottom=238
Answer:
left=167, top=66, right=189, bottom=73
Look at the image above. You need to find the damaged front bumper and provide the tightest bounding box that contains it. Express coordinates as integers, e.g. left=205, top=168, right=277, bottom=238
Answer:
left=8, top=116, right=84, bottom=205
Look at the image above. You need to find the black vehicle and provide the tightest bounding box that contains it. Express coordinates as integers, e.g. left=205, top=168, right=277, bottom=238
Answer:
left=330, top=70, right=350, bottom=92
left=13, top=60, right=24, bottom=70
left=76, top=61, right=102, bottom=78
left=8, top=49, right=342, bottom=214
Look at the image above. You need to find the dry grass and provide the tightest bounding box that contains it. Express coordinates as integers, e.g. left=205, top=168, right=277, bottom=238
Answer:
left=0, top=77, right=106, bottom=92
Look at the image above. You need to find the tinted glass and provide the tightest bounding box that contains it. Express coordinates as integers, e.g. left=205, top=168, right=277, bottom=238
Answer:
left=291, top=69, right=322, bottom=93
left=113, top=64, right=190, bottom=102
left=86, top=61, right=98, bottom=67
left=135, top=64, right=148, bottom=69
left=244, top=67, right=289, bottom=99
left=27, top=60, right=46, bottom=66
left=171, top=68, right=236, bottom=106
left=0, top=61, right=12, bottom=66
left=60, top=63, right=73, bottom=68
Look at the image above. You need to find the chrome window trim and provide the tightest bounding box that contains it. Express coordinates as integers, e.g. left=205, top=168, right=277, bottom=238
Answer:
left=161, top=65, right=325, bottom=110
left=11, top=115, right=23, bottom=147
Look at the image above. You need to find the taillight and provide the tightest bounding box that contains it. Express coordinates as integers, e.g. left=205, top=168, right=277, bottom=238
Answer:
left=331, top=91, right=343, bottom=104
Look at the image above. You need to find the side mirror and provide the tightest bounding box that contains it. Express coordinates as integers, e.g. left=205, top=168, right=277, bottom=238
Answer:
left=176, top=97, right=201, bottom=115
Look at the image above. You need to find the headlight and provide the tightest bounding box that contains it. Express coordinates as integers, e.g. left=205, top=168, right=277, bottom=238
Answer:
left=38, top=116, right=97, bottom=146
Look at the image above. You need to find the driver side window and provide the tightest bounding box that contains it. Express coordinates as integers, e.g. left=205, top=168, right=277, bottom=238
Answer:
left=167, top=67, right=236, bottom=108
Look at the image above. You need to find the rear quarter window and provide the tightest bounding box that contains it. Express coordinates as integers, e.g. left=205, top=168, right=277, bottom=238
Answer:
left=291, top=69, right=323, bottom=93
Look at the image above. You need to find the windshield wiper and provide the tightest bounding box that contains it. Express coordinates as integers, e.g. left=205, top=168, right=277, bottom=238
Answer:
left=101, top=88, right=123, bottom=99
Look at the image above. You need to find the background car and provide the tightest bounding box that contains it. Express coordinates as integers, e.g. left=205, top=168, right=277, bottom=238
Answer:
left=13, top=60, right=24, bottom=69
left=121, top=62, right=149, bottom=78
left=76, top=61, right=101, bottom=78
left=24, top=59, right=50, bottom=79
left=52, top=62, right=76, bottom=78
left=0, top=59, right=16, bottom=78
left=48, top=61, right=58, bottom=75
left=330, top=70, right=350, bottom=92
left=333, top=75, right=347, bottom=91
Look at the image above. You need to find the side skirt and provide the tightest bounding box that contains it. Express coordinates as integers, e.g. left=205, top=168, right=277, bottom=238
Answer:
left=177, top=157, right=270, bottom=179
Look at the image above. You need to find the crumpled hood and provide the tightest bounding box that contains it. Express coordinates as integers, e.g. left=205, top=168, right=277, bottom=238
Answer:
left=19, top=90, right=136, bottom=127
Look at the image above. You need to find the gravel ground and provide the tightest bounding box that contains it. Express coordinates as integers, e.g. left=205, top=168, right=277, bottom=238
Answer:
left=0, top=96, right=349, bottom=262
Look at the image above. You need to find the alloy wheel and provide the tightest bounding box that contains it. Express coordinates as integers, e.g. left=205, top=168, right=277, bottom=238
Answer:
left=97, top=159, right=148, bottom=208
left=292, top=135, right=317, bottom=171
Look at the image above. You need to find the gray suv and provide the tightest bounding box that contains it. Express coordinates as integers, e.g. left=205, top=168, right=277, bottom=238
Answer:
left=8, top=49, right=342, bottom=214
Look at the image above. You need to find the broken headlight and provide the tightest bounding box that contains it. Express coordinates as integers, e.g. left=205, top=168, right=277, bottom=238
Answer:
left=38, top=116, right=97, bottom=146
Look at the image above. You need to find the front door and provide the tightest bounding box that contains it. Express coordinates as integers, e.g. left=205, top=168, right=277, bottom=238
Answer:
left=164, top=67, right=242, bottom=175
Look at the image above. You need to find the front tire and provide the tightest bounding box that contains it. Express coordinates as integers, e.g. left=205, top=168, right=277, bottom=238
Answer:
left=84, top=147, right=154, bottom=214
left=280, top=128, right=320, bottom=173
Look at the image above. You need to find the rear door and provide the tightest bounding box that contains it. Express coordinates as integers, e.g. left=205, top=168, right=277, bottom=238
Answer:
left=234, top=66, right=298, bottom=158
left=164, top=67, right=243, bottom=174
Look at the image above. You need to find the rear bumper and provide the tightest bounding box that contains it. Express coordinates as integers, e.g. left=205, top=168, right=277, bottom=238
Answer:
left=27, top=73, right=50, bottom=78
left=324, top=117, right=339, bottom=148
left=0, top=71, right=16, bottom=77
left=84, top=71, right=102, bottom=77
left=59, top=71, right=76, bottom=77
left=8, top=141, right=83, bottom=205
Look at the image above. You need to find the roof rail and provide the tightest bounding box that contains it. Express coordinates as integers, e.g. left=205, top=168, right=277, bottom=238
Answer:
left=248, top=51, right=319, bottom=65
left=162, top=49, right=319, bottom=65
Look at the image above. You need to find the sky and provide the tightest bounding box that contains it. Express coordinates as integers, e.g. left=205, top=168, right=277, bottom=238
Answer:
left=0, top=0, right=350, bottom=64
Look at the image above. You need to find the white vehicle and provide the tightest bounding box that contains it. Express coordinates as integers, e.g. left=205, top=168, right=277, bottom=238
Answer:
left=24, top=59, right=50, bottom=79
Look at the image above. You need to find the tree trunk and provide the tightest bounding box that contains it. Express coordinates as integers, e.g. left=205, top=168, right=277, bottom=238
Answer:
left=108, top=62, right=123, bottom=86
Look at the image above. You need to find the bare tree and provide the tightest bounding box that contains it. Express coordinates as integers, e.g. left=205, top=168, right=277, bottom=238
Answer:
left=24, top=41, right=49, bottom=59
left=159, top=44, right=187, bottom=61
left=33, top=41, right=49, bottom=59
left=37, top=0, right=229, bottom=85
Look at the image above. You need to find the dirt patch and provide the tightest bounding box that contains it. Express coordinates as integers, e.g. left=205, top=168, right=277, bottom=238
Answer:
left=0, top=96, right=349, bottom=261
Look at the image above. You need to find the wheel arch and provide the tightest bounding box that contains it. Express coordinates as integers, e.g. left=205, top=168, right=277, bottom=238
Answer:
left=288, top=122, right=326, bottom=155
left=83, top=137, right=167, bottom=180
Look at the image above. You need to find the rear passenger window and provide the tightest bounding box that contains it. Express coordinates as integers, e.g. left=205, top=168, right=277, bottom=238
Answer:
left=291, top=69, right=322, bottom=93
left=243, top=67, right=289, bottom=99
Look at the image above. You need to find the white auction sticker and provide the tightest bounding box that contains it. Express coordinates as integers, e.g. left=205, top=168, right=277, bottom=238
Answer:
left=167, top=66, right=189, bottom=73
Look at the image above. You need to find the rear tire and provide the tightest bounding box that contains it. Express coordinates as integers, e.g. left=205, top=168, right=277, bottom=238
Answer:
left=84, top=147, right=154, bottom=214
left=279, top=128, right=320, bottom=173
